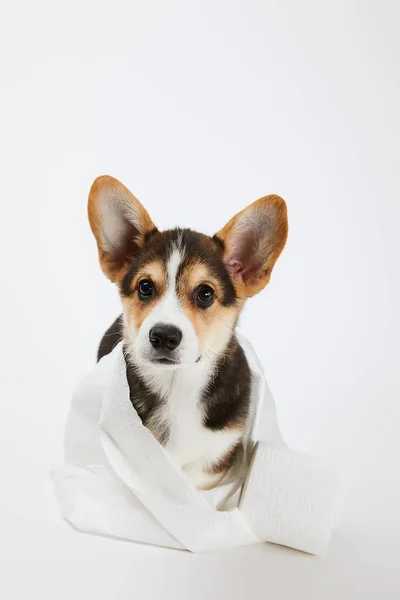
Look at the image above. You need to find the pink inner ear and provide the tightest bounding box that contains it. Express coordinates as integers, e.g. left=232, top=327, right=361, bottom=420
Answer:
left=226, top=258, right=244, bottom=275
left=225, top=233, right=260, bottom=282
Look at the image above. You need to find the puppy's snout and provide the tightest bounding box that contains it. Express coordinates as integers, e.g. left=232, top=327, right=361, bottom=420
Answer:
left=149, top=324, right=182, bottom=351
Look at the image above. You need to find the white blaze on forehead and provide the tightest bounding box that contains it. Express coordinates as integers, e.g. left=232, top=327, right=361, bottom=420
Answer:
left=166, top=245, right=183, bottom=296
left=142, top=242, right=188, bottom=327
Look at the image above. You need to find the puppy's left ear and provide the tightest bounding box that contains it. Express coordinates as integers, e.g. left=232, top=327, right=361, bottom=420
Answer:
left=214, top=195, right=288, bottom=297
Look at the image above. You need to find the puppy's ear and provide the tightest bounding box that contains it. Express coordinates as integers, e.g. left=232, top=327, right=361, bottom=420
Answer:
left=215, top=195, right=288, bottom=297
left=88, top=175, right=157, bottom=282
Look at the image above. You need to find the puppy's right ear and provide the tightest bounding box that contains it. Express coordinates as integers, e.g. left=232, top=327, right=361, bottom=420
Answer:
left=88, top=176, right=157, bottom=282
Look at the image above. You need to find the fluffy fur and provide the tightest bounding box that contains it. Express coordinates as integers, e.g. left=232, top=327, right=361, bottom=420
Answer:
left=89, top=175, right=288, bottom=490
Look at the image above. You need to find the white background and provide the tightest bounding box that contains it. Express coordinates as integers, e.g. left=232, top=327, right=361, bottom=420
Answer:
left=1, top=1, right=399, bottom=598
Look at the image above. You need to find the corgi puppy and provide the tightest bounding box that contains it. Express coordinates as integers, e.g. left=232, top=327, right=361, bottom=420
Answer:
left=88, top=176, right=288, bottom=490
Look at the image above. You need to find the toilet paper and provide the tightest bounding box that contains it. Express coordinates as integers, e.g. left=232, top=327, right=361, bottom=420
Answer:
left=239, top=442, right=338, bottom=555
left=53, top=335, right=338, bottom=554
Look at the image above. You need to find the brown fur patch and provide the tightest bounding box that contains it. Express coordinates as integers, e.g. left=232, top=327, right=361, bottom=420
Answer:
left=205, top=442, right=242, bottom=476
left=122, top=259, right=167, bottom=331
left=177, top=261, right=243, bottom=353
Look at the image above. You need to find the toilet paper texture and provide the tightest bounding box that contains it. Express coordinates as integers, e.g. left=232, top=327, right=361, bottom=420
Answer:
left=53, top=335, right=338, bottom=554
left=239, top=443, right=338, bottom=555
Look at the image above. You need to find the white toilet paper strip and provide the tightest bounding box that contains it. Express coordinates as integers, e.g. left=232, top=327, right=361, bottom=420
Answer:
left=239, top=443, right=338, bottom=555
left=53, top=335, right=338, bottom=554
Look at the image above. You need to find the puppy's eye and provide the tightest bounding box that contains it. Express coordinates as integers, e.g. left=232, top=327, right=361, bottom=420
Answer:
left=138, top=279, right=154, bottom=300
left=196, top=284, right=215, bottom=307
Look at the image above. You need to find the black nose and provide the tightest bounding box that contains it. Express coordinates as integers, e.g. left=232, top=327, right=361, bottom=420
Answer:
left=149, top=324, right=182, bottom=351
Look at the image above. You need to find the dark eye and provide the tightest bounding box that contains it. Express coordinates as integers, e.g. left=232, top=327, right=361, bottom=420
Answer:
left=138, top=279, right=154, bottom=300
left=196, top=284, right=215, bottom=307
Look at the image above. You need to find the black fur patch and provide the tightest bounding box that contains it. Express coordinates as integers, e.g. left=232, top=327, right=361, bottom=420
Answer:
left=97, top=316, right=123, bottom=362
left=97, top=319, right=170, bottom=442
left=123, top=346, right=170, bottom=445
left=120, top=231, right=172, bottom=297
left=120, top=228, right=236, bottom=306
left=212, top=234, right=225, bottom=252
left=177, top=229, right=236, bottom=306
left=201, top=336, right=251, bottom=430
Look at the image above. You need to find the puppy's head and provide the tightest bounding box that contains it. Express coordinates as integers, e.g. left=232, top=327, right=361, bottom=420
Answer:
left=88, top=176, right=288, bottom=369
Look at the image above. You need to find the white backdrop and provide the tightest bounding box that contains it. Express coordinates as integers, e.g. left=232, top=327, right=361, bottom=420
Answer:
left=1, top=1, right=399, bottom=599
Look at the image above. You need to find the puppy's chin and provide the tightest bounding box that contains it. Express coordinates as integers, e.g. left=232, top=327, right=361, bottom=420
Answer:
left=144, top=353, right=199, bottom=370
left=137, top=351, right=202, bottom=371
left=125, top=337, right=202, bottom=371
left=147, top=359, right=185, bottom=371
left=128, top=346, right=183, bottom=370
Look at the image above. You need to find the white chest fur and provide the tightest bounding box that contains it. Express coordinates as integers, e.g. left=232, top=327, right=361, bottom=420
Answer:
left=138, top=358, right=242, bottom=489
